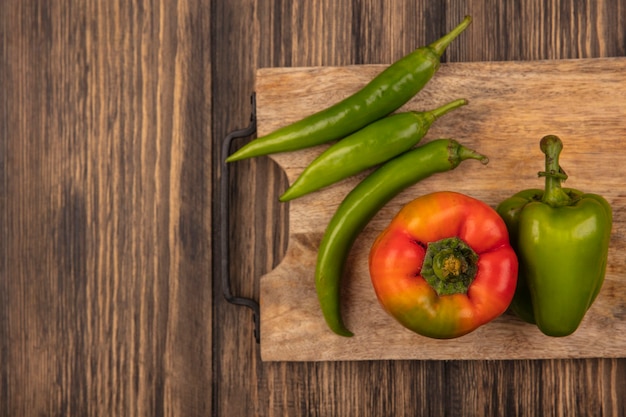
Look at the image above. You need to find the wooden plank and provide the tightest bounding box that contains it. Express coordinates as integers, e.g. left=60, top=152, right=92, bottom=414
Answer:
left=0, top=0, right=213, bottom=415
left=256, top=57, right=626, bottom=361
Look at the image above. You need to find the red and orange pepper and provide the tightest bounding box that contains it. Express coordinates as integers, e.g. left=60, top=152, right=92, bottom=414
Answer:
left=369, top=191, right=518, bottom=338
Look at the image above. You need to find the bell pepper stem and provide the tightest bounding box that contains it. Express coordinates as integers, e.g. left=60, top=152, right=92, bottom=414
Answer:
left=421, top=237, right=478, bottom=296
left=538, top=135, right=572, bottom=207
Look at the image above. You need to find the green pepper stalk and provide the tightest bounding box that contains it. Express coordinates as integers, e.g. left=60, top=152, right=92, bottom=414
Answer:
left=225, top=16, right=472, bottom=162
left=316, top=139, right=488, bottom=337
left=279, top=99, right=468, bottom=202
left=496, top=135, right=612, bottom=337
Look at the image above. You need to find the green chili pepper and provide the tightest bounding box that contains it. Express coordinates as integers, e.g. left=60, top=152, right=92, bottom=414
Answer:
left=496, top=135, right=612, bottom=337
left=225, top=16, right=473, bottom=163
left=316, top=139, right=489, bottom=336
left=279, top=99, right=468, bottom=202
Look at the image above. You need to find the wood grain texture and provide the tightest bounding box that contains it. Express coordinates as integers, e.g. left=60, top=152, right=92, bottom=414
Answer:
left=2, top=0, right=626, bottom=416
left=257, top=57, right=626, bottom=361
left=1, top=0, right=212, bottom=416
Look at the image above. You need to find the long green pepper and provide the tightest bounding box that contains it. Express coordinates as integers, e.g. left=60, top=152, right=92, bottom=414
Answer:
left=280, top=99, right=468, bottom=202
left=226, top=16, right=472, bottom=162
left=316, top=139, right=489, bottom=336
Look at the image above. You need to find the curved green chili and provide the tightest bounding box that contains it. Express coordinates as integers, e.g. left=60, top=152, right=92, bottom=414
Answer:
left=226, top=16, right=472, bottom=162
left=316, top=139, right=489, bottom=336
left=279, top=99, right=468, bottom=202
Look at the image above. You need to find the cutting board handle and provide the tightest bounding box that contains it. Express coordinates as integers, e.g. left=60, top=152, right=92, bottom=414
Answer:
left=219, top=93, right=261, bottom=344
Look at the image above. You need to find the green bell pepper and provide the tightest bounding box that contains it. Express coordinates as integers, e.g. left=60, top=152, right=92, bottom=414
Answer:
left=497, top=135, right=612, bottom=337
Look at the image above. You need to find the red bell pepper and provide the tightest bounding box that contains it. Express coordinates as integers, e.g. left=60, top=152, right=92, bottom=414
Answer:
left=369, top=191, right=518, bottom=339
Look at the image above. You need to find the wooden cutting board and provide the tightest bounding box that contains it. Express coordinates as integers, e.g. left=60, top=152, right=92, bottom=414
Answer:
left=254, top=57, right=626, bottom=361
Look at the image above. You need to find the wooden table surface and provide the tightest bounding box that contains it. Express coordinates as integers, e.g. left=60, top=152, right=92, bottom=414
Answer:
left=2, top=1, right=625, bottom=416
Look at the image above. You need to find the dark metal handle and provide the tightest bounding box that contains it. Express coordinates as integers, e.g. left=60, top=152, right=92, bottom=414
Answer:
left=220, top=93, right=260, bottom=343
